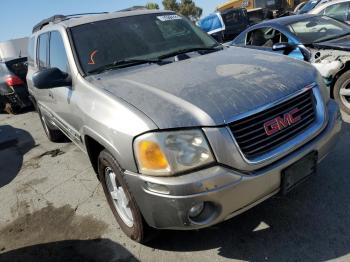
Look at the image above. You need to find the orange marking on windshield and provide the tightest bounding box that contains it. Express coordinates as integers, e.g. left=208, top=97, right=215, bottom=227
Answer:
left=88, top=50, right=98, bottom=65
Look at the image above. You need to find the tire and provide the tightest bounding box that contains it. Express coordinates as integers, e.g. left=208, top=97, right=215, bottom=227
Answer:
left=37, top=107, right=67, bottom=143
left=98, top=150, right=147, bottom=243
left=334, top=71, right=350, bottom=114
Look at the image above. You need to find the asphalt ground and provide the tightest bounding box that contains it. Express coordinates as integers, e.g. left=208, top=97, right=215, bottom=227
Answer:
left=0, top=110, right=350, bottom=262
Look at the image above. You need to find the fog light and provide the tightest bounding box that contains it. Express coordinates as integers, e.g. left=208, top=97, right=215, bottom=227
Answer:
left=189, top=202, right=204, bottom=218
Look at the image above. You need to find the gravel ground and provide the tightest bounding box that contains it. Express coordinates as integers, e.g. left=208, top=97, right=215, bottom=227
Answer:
left=0, top=110, right=350, bottom=262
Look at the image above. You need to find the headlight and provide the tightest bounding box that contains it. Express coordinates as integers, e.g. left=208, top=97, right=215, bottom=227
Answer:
left=316, top=72, right=330, bottom=104
left=134, top=130, right=215, bottom=176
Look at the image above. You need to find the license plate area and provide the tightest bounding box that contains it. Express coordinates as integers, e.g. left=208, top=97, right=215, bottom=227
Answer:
left=281, top=151, right=318, bottom=195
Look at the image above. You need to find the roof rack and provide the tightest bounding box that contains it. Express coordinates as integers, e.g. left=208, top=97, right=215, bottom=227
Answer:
left=32, top=12, right=108, bottom=33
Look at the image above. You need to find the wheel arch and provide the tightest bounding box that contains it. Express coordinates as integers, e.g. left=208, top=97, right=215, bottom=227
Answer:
left=82, top=127, right=137, bottom=176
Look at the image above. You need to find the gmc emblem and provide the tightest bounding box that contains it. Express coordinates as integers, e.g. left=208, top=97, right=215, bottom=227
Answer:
left=264, top=108, right=302, bottom=136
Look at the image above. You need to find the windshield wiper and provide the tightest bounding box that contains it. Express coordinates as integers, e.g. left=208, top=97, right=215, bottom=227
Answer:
left=158, top=45, right=223, bottom=59
left=88, top=58, right=161, bottom=74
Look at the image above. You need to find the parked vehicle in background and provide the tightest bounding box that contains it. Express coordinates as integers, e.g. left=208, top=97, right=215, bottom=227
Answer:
left=309, top=0, right=350, bottom=23
left=294, top=1, right=307, bottom=12
left=28, top=10, right=341, bottom=243
left=296, top=0, right=331, bottom=13
left=197, top=8, right=265, bottom=42
left=218, top=0, right=283, bottom=14
left=232, top=14, right=350, bottom=113
left=0, top=37, right=31, bottom=114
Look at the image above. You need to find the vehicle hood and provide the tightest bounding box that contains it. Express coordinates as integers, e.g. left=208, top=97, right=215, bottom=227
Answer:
left=313, top=35, right=350, bottom=51
left=87, top=47, right=317, bottom=129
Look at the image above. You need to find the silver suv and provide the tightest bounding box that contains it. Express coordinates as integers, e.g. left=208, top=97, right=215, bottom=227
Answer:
left=27, top=10, right=342, bottom=242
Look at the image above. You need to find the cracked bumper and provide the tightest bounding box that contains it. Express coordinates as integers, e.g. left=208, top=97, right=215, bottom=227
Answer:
left=125, top=100, right=342, bottom=230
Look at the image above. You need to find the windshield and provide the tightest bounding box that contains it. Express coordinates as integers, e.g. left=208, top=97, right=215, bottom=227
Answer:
left=298, top=0, right=320, bottom=14
left=70, top=13, right=217, bottom=75
left=288, top=16, right=350, bottom=44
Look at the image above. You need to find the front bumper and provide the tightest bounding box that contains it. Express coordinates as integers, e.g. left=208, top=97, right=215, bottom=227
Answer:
left=125, top=100, right=342, bottom=230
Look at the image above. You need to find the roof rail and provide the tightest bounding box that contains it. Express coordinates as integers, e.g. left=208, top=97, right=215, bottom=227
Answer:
left=32, top=12, right=108, bottom=33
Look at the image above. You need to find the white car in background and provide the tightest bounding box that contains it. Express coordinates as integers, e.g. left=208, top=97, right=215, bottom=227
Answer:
left=297, top=0, right=332, bottom=14
left=309, top=0, right=350, bottom=23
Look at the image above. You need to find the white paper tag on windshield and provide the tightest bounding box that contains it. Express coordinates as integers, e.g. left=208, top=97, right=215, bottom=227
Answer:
left=157, top=15, right=182, bottom=22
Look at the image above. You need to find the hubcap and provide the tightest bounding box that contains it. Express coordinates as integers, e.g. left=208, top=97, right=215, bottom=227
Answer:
left=339, top=78, right=350, bottom=110
left=105, top=167, right=134, bottom=227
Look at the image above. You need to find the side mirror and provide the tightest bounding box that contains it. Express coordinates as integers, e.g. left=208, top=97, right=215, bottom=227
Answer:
left=273, top=42, right=311, bottom=62
left=272, top=42, right=295, bottom=51
left=33, top=68, right=71, bottom=89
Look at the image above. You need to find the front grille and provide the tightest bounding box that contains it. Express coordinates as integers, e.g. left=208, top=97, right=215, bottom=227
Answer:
left=229, top=90, right=316, bottom=159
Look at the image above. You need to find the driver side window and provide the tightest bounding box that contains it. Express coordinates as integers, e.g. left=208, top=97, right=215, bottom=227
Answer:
left=246, top=27, right=289, bottom=48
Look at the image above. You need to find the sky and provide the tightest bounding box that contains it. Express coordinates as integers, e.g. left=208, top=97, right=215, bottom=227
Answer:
left=0, top=0, right=224, bottom=42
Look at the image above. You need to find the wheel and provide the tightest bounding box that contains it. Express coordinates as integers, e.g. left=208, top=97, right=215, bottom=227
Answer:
left=37, top=107, right=67, bottom=142
left=98, top=150, right=147, bottom=243
left=334, top=70, right=350, bottom=114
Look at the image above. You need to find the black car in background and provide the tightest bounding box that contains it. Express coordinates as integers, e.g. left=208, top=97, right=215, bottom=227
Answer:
left=0, top=38, right=31, bottom=114
left=0, top=57, right=31, bottom=114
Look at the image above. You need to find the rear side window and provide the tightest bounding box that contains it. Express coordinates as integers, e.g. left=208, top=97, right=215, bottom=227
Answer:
left=28, top=37, right=35, bottom=67
left=37, top=33, right=49, bottom=69
left=222, top=11, right=240, bottom=26
left=49, top=31, right=69, bottom=74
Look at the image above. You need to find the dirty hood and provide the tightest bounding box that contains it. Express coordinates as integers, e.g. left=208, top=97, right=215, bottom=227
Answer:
left=88, top=47, right=317, bottom=129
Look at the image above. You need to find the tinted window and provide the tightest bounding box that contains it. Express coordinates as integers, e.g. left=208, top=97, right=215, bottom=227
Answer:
left=38, top=33, right=49, bottom=68
left=324, top=2, right=349, bottom=21
left=49, top=31, right=69, bottom=74
left=28, top=37, right=35, bottom=67
left=70, top=13, right=217, bottom=74
left=222, top=11, right=240, bottom=25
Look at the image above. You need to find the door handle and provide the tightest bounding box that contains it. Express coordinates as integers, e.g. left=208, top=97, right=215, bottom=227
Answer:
left=48, top=91, right=54, bottom=99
